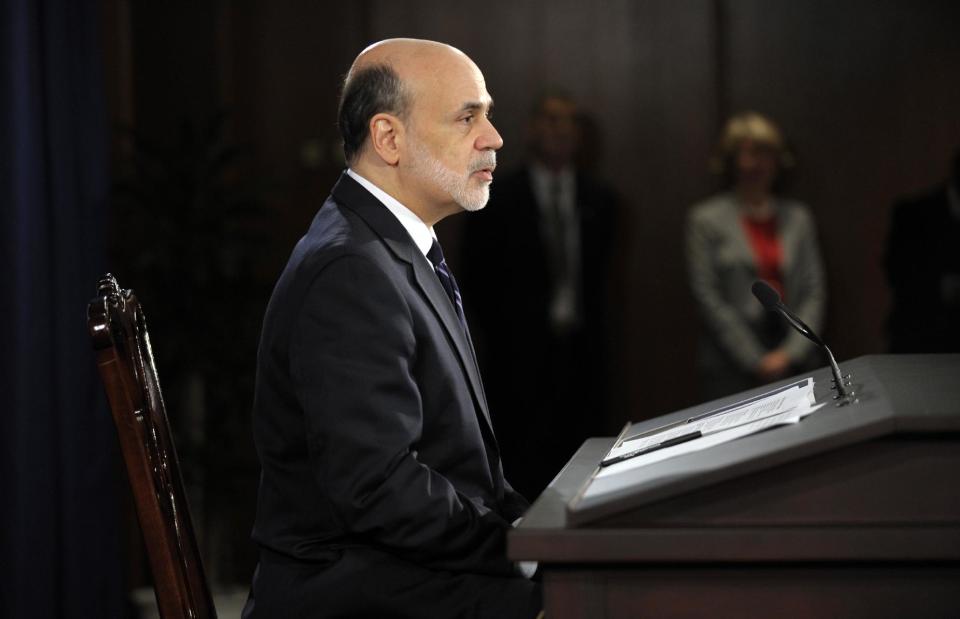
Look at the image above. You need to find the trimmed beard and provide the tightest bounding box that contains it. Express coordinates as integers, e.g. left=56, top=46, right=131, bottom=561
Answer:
left=408, top=136, right=496, bottom=212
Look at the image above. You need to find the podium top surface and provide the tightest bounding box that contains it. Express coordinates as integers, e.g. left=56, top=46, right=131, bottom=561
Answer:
left=559, top=354, right=959, bottom=526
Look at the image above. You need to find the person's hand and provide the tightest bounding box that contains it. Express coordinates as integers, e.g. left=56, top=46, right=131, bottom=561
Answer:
left=756, top=349, right=791, bottom=382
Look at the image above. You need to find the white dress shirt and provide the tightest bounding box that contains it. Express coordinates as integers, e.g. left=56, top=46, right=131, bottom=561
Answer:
left=529, top=162, right=582, bottom=332
left=346, top=168, right=435, bottom=258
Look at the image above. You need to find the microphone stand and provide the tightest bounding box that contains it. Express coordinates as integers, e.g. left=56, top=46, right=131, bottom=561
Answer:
left=821, top=342, right=854, bottom=405
left=752, top=281, right=856, bottom=406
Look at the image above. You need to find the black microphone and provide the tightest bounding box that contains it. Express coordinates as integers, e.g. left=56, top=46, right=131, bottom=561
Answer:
left=751, top=280, right=854, bottom=405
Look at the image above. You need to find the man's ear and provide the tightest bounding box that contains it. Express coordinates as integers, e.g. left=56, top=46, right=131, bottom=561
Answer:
left=368, top=113, right=403, bottom=166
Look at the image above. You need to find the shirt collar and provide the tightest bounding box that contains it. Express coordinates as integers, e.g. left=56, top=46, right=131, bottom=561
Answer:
left=346, top=168, right=435, bottom=257
left=530, top=161, right=575, bottom=189
left=529, top=162, right=575, bottom=212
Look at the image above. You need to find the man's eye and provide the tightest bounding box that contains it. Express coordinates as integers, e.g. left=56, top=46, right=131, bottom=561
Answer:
left=461, top=115, right=474, bottom=124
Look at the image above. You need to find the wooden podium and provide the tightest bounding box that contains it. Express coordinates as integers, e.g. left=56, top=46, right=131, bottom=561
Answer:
left=509, top=355, right=960, bottom=618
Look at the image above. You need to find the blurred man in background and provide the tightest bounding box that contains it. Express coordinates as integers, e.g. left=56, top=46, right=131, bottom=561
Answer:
left=885, top=147, right=960, bottom=353
left=461, top=93, right=618, bottom=500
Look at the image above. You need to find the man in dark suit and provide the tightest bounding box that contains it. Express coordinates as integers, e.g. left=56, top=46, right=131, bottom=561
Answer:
left=461, top=94, right=617, bottom=500
left=885, top=147, right=960, bottom=353
left=243, top=39, right=541, bottom=619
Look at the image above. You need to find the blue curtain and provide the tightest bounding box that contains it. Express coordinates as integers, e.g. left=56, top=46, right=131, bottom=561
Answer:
left=1, top=0, right=123, bottom=616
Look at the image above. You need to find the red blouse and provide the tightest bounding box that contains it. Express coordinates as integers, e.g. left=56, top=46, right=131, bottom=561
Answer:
left=741, top=215, right=785, bottom=300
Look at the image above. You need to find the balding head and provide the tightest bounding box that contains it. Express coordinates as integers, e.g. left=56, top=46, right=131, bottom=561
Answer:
left=350, top=38, right=470, bottom=79
left=337, top=38, right=502, bottom=224
left=338, top=39, right=474, bottom=165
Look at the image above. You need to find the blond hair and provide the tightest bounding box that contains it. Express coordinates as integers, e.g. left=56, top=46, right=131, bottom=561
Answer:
left=711, top=111, right=795, bottom=181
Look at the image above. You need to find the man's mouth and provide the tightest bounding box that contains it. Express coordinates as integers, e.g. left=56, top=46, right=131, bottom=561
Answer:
left=472, top=165, right=495, bottom=182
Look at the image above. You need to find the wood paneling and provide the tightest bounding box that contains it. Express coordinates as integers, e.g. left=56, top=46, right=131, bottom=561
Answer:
left=724, top=0, right=960, bottom=370
left=111, top=0, right=960, bottom=441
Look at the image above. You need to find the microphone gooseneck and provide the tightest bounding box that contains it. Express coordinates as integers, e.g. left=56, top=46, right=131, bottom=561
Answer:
left=751, top=281, right=854, bottom=405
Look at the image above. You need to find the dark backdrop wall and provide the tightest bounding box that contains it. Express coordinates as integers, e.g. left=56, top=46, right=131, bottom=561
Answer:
left=100, top=0, right=960, bottom=588
left=201, top=0, right=960, bottom=422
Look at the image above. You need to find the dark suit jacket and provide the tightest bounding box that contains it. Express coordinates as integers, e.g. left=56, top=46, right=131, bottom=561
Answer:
left=460, top=165, right=617, bottom=499
left=885, top=185, right=960, bottom=353
left=245, top=173, right=533, bottom=618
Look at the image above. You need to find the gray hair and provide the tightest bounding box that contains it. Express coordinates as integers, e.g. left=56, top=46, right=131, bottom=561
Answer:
left=337, top=64, right=410, bottom=165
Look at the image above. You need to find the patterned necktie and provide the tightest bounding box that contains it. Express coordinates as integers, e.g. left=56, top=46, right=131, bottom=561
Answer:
left=427, top=239, right=467, bottom=329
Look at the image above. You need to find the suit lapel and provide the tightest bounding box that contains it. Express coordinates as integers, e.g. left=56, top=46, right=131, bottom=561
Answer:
left=409, top=256, right=494, bottom=430
left=722, top=197, right=758, bottom=269
left=773, top=200, right=796, bottom=272
left=330, top=173, right=496, bottom=436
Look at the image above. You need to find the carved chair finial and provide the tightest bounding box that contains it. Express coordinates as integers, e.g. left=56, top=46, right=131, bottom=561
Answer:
left=97, top=273, right=120, bottom=299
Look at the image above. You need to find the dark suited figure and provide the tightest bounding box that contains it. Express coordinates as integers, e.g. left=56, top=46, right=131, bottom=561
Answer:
left=885, top=148, right=960, bottom=353
left=243, top=39, right=541, bottom=619
left=461, top=94, right=617, bottom=500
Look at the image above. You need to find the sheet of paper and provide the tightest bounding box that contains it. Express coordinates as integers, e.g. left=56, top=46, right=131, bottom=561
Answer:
left=596, top=378, right=824, bottom=479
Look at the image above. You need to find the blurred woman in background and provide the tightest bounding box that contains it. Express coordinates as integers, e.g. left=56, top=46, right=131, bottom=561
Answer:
left=686, top=111, right=826, bottom=400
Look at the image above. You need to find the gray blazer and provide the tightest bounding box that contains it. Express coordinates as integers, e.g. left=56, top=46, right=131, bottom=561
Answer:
left=685, top=193, right=827, bottom=379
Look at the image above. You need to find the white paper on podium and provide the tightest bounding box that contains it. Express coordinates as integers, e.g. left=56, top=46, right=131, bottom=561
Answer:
left=595, top=378, right=824, bottom=479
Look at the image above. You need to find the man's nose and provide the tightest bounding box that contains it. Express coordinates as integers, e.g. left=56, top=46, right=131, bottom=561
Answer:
left=476, top=117, right=504, bottom=151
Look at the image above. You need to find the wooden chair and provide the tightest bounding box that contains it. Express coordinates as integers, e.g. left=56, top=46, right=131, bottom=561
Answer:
left=88, top=273, right=217, bottom=618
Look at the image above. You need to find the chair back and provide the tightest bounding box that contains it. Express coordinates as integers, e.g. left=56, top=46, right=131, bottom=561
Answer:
left=88, top=273, right=216, bottom=618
